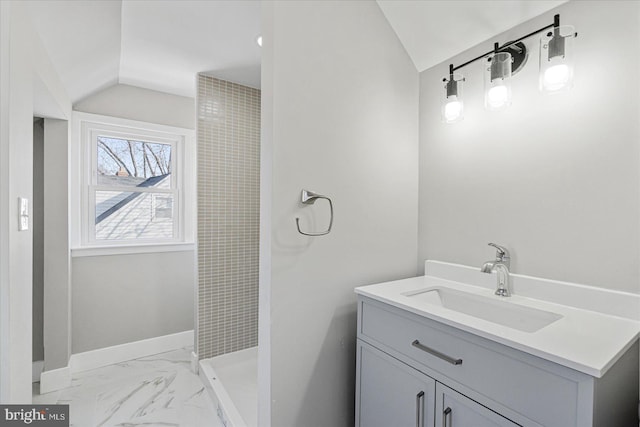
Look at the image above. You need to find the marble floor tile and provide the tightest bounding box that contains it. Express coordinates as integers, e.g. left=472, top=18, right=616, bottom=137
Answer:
left=33, top=347, right=223, bottom=427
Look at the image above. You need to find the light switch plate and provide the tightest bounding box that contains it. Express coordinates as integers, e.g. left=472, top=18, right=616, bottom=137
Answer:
left=18, top=197, right=29, bottom=231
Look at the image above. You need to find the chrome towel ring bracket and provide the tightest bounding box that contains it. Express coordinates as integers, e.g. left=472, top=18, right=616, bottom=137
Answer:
left=295, top=189, right=333, bottom=236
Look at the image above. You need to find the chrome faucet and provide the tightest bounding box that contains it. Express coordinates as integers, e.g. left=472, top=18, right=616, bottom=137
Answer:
left=481, top=243, right=511, bottom=297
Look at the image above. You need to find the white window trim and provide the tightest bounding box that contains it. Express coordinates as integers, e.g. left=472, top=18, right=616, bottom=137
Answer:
left=71, top=243, right=195, bottom=258
left=71, top=112, right=196, bottom=256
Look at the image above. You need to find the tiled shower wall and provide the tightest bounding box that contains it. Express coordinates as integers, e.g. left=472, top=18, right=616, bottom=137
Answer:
left=196, top=75, right=260, bottom=359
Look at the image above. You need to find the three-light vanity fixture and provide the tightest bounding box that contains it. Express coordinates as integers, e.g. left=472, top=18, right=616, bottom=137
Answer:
left=442, top=14, right=577, bottom=124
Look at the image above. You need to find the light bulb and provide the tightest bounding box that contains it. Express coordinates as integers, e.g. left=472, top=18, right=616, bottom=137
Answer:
left=441, top=72, right=464, bottom=123
left=487, top=85, right=509, bottom=109
left=542, top=64, right=570, bottom=91
left=444, top=100, right=463, bottom=123
left=256, top=36, right=263, bottom=47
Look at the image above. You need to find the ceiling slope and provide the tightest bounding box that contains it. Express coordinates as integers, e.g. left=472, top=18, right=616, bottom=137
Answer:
left=376, top=0, right=568, bottom=72
left=27, top=0, right=123, bottom=104
left=119, top=0, right=261, bottom=98
left=27, top=1, right=563, bottom=102
left=27, top=0, right=261, bottom=103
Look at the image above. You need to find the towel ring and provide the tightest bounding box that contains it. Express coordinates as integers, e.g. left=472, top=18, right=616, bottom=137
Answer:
left=295, top=189, right=333, bottom=236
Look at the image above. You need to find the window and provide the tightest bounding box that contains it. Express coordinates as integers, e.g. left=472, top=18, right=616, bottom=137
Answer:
left=72, top=113, right=195, bottom=252
left=152, top=195, right=173, bottom=220
left=92, top=135, right=177, bottom=241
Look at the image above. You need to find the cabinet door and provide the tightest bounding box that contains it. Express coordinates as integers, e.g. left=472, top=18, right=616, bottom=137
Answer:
left=435, top=383, right=521, bottom=427
left=356, top=340, right=436, bottom=427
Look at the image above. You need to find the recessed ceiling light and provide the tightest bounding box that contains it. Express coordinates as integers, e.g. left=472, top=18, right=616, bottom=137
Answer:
left=256, top=36, right=263, bottom=47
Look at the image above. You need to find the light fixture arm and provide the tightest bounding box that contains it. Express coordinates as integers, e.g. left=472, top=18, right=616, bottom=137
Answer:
left=445, top=64, right=458, bottom=98
left=448, top=14, right=571, bottom=74
left=548, top=14, right=566, bottom=60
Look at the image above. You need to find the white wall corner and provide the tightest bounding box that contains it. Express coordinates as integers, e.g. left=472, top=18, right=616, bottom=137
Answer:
left=39, top=366, right=71, bottom=394
left=32, top=360, right=44, bottom=383
left=0, top=1, right=10, bottom=403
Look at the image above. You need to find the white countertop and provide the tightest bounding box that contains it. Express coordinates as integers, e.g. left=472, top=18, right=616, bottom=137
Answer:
left=355, top=263, right=640, bottom=378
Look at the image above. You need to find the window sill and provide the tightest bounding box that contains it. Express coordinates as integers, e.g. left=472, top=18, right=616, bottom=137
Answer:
left=71, top=242, right=195, bottom=258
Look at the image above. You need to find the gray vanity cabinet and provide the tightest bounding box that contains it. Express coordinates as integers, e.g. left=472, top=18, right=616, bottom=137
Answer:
left=356, top=340, right=436, bottom=427
left=435, top=383, right=519, bottom=427
left=355, top=295, right=640, bottom=427
left=356, top=340, right=519, bottom=427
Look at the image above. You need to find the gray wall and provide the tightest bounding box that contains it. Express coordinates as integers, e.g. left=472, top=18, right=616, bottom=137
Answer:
left=418, top=0, right=640, bottom=294
left=196, top=76, right=260, bottom=360
left=43, top=118, right=71, bottom=370
left=261, top=1, right=419, bottom=426
left=32, top=118, right=44, bottom=362
left=72, top=251, right=194, bottom=353
left=72, top=84, right=196, bottom=353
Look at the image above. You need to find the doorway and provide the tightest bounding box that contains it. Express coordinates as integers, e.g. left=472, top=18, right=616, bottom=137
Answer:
left=32, top=117, right=45, bottom=387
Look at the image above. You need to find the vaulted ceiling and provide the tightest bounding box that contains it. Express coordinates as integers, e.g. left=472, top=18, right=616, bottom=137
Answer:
left=27, top=0, right=261, bottom=103
left=26, top=0, right=566, bottom=104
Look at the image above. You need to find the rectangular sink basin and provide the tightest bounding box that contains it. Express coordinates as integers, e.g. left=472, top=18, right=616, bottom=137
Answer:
left=404, top=287, right=563, bottom=333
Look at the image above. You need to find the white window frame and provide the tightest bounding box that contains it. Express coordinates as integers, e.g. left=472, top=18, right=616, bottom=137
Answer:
left=71, top=112, right=196, bottom=256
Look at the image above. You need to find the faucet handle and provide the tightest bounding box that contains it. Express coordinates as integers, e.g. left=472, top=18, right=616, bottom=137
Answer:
left=488, top=243, right=510, bottom=262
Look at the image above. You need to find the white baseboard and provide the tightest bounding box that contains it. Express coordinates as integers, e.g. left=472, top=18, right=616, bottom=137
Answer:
left=70, top=330, right=194, bottom=373
left=37, top=330, right=193, bottom=394
left=32, top=360, right=44, bottom=383
left=39, top=366, right=71, bottom=394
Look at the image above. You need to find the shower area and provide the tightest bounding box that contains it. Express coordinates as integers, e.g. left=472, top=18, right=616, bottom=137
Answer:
left=195, top=74, right=261, bottom=427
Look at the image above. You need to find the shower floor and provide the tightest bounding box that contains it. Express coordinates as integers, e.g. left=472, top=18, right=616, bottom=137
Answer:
left=200, top=347, right=257, bottom=427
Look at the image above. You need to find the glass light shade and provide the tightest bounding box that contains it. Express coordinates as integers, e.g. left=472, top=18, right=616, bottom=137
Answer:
left=444, top=99, right=463, bottom=123
left=484, top=52, right=512, bottom=111
left=441, top=73, right=464, bottom=123
left=539, top=25, right=575, bottom=94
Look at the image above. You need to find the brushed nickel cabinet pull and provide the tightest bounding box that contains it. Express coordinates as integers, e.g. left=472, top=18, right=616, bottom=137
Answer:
left=443, top=407, right=452, bottom=427
left=415, top=391, right=425, bottom=427
left=411, top=340, right=463, bottom=365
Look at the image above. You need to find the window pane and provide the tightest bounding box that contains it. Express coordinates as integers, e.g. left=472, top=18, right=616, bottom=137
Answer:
left=153, top=195, right=173, bottom=220
left=97, top=136, right=172, bottom=187
left=95, top=191, right=175, bottom=240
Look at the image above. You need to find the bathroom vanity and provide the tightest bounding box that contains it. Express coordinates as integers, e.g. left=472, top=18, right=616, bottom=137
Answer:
left=354, top=261, right=640, bottom=427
